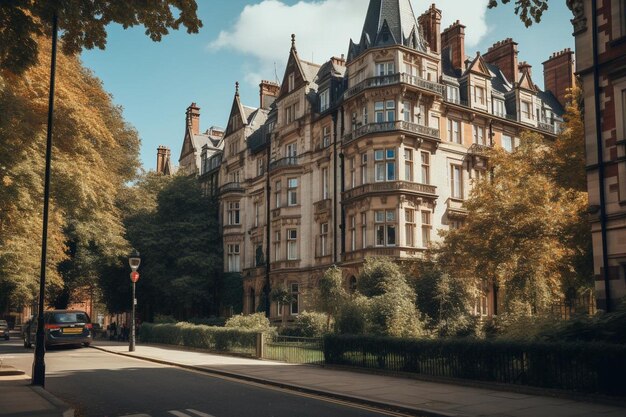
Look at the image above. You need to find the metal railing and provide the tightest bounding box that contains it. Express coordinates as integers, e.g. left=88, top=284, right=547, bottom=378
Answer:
left=269, top=156, right=301, bottom=171
left=343, top=181, right=437, bottom=201
left=537, top=121, right=556, bottom=134
left=343, top=121, right=440, bottom=144
left=345, top=73, right=444, bottom=100
left=263, top=335, right=325, bottom=364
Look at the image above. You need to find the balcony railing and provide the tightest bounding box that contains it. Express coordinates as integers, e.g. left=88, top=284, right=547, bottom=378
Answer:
left=467, top=143, right=494, bottom=156
left=344, top=73, right=444, bottom=100
left=314, top=198, right=332, bottom=214
left=446, top=197, right=468, bottom=219
left=537, top=121, right=557, bottom=134
left=343, top=247, right=423, bottom=262
left=219, top=182, right=244, bottom=194
left=343, top=181, right=437, bottom=201
left=269, top=156, right=301, bottom=171
left=343, top=121, right=440, bottom=144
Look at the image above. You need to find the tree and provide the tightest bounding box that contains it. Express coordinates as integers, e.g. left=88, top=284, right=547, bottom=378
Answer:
left=316, top=265, right=347, bottom=331
left=435, top=120, right=591, bottom=315
left=487, top=0, right=550, bottom=27
left=0, top=36, right=139, bottom=312
left=0, top=1, right=203, bottom=74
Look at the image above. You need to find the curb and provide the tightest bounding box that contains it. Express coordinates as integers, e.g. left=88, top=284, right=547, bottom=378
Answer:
left=30, top=386, right=75, bottom=417
left=0, top=365, right=25, bottom=376
left=91, top=345, right=465, bottom=417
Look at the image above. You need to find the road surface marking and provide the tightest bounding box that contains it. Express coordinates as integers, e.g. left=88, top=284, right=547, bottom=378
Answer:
left=186, top=410, right=216, bottom=417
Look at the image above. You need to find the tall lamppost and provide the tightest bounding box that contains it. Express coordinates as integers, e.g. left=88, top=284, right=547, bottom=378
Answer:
left=128, top=251, right=141, bottom=352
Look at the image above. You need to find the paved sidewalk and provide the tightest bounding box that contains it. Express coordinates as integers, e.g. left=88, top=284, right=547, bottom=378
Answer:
left=0, top=366, right=74, bottom=417
left=93, top=341, right=625, bottom=417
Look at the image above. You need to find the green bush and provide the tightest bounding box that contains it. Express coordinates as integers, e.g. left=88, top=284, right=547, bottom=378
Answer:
left=336, top=296, right=368, bottom=335
left=291, top=311, right=328, bottom=337
left=323, top=334, right=626, bottom=396
left=225, top=313, right=273, bottom=332
left=139, top=322, right=258, bottom=356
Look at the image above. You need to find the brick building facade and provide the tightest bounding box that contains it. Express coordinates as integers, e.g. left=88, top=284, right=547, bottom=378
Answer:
left=568, top=0, right=626, bottom=311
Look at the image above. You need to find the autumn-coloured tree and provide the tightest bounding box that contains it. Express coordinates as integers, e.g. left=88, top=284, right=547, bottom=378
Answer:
left=0, top=37, right=139, bottom=311
left=435, top=94, right=591, bottom=316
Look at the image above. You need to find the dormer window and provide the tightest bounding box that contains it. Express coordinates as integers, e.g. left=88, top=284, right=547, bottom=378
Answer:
left=376, top=62, right=395, bottom=76
left=473, top=85, right=485, bottom=105
left=522, top=100, right=532, bottom=119
left=320, top=89, right=330, bottom=112
left=288, top=73, right=295, bottom=92
left=493, top=99, right=506, bottom=117
left=446, top=85, right=460, bottom=104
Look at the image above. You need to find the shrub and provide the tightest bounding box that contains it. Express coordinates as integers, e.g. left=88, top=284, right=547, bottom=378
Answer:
left=292, top=311, right=328, bottom=337
left=368, top=293, right=424, bottom=338
left=358, top=257, right=406, bottom=297
left=336, top=296, right=368, bottom=335
left=225, top=313, right=272, bottom=332
left=139, top=322, right=258, bottom=356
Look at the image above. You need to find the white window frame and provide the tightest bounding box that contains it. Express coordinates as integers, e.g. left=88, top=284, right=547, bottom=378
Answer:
left=287, top=229, right=298, bottom=260
left=287, top=178, right=298, bottom=206
left=447, top=118, right=461, bottom=144
left=374, top=148, right=396, bottom=182
left=404, top=148, right=414, bottom=181
left=227, top=244, right=241, bottom=272
left=376, top=61, right=395, bottom=76
left=320, top=223, right=329, bottom=257
left=320, top=88, right=330, bottom=112
left=420, top=151, right=430, bottom=184
left=451, top=164, right=463, bottom=199
left=227, top=201, right=240, bottom=225
left=374, top=210, right=396, bottom=247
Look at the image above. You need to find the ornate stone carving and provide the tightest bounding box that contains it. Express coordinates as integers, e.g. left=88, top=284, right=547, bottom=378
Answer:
left=566, top=0, right=587, bottom=34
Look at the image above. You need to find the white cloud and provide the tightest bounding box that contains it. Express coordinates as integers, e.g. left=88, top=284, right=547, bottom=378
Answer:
left=209, top=0, right=489, bottom=87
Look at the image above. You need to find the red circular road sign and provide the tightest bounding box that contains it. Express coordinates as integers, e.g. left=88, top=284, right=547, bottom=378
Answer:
left=130, top=271, right=140, bottom=283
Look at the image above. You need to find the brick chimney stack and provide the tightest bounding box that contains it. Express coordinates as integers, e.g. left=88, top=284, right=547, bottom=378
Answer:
left=483, top=38, right=519, bottom=84
left=418, top=4, right=442, bottom=54
left=441, top=20, right=466, bottom=71
left=331, top=54, right=346, bottom=67
left=542, top=48, right=575, bottom=108
left=156, top=145, right=171, bottom=175
left=259, top=80, right=280, bottom=109
left=186, top=103, right=200, bottom=135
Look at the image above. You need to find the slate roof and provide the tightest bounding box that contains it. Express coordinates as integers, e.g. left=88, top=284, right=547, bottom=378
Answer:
left=348, top=0, right=426, bottom=62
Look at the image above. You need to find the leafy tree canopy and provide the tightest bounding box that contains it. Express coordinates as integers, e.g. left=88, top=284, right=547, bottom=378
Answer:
left=0, top=0, right=203, bottom=74
left=487, top=0, right=550, bottom=27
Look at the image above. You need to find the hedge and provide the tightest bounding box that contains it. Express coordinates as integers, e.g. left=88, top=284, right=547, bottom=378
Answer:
left=140, top=322, right=258, bottom=356
left=323, top=334, right=626, bottom=396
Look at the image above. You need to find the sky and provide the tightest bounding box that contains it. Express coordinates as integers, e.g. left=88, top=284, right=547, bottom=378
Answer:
left=81, top=0, right=575, bottom=171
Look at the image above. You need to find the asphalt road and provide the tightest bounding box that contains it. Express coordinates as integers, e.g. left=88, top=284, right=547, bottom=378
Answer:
left=0, top=336, right=407, bottom=417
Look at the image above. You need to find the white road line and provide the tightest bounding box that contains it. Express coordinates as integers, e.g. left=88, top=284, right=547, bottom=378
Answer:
left=186, top=410, right=216, bottom=417
left=168, top=411, right=192, bottom=417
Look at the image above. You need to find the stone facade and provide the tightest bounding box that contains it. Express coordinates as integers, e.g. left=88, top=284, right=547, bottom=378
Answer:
left=568, top=0, right=626, bottom=311
left=192, top=0, right=574, bottom=322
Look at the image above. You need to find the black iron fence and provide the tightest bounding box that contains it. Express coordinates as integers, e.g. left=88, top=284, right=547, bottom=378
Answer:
left=262, top=335, right=324, bottom=364
left=323, top=335, right=626, bottom=396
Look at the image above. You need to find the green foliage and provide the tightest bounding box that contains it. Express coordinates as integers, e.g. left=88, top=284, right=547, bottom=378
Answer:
left=225, top=313, right=273, bottom=332
left=153, top=314, right=177, bottom=324
left=335, top=296, right=368, bottom=335
left=219, top=273, right=244, bottom=316
left=316, top=265, right=347, bottom=330
left=139, top=322, right=257, bottom=356
left=411, top=260, right=478, bottom=337
left=487, top=0, right=549, bottom=27
left=291, top=311, right=328, bottom=337
left=270, top=285, right=293, bottom=304
left=324, top=334, right=626, bottom=395
left=357, top=257, right=406, bottom=297
left=0, top=1, right=203, bottom=74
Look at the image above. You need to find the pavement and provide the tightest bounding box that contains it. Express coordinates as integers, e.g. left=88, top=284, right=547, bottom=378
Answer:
left=91, top=340, right=626, bottom=417
left=2, top=338, right=625, bottom=417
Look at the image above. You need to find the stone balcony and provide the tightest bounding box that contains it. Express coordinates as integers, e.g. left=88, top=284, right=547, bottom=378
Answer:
left=343, top=120, right=440, bottom=145
left=446, top=197, right=468, bottom=219
left=314, top=198, right=332, bottom=214
left=342, top=247, right=423, bottom=262
left=342, top=181, right=437, bottom=202
left=269, top=156, right=302, bottom=172
left=219, top=182, right=244, bottom=195
left=344, top=73, right=444, bottom=100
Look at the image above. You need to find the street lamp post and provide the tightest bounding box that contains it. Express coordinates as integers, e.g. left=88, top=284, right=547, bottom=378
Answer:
left=128, top=251, right=141, bottom=352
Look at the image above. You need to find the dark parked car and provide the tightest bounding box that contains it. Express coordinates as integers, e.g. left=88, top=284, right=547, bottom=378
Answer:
left=23, top=310, right=93, bottom=348
left=0, top=320, right=9, bottom=340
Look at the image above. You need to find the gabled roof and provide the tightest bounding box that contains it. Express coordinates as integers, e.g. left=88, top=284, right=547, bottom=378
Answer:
left=224, top=82, right=248, bottom=137
left=517, top=70, right=538, bottom=92
left=278, top=36, right=322, bottom=97
left=465, top=52, right=492, bottom=78
left=348, top=0, right=426, bottom=62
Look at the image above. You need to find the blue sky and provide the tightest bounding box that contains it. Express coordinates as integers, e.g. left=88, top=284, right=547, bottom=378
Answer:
left=81, top=0, right=575, bottom=171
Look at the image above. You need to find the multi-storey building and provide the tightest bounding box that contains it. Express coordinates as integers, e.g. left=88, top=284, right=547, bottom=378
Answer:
left=568, top=0, right=626, bottom=311
left=195, top=0, right=574, bottom=322
left=178, top=102, right=224, bottom=177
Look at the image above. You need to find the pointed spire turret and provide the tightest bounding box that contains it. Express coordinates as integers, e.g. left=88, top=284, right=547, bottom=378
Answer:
left=235, top=81, right=240, bottom=96
left=348, top=0, right=426, bottom=62
left=291, top=33, right=297, bottom=53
